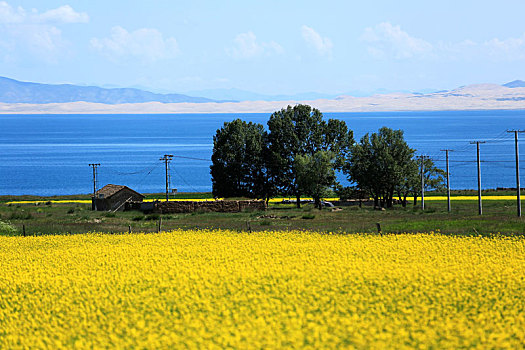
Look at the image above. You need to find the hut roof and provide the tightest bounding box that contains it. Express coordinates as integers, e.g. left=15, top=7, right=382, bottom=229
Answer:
left=96, top=184, right=144, bottom=199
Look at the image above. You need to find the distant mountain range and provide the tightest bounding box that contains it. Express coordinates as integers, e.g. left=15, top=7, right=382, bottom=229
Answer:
left=0, top=76, right=221, bottom=104
left=503, top=80, right=525, bottom=88
left=0, top=76, right=524, bottom=105
left=183, top=88, right=442, bottom=101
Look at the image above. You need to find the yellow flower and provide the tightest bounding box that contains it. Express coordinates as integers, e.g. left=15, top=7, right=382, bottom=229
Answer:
left=0, top=230, right=523, bottom=348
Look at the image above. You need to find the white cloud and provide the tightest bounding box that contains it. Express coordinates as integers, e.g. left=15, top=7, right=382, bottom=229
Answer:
left=0, top=1, right=24, bottom=23
left=0, top=2, right=88, bottom=61
left=227, top=31, right=283, bottom=59
left=362, top=22, right=525, bottom=62
left=482, top=34, right=525, bottom=61
left=301, top=25, right=333, bottom=57
left=37, top=5, right=89, bottom=24
left=0, top=2, right=88, bottom=24
left=91, top=26, right=179, bottom=62
left=361, top=22, right=433, bottom=59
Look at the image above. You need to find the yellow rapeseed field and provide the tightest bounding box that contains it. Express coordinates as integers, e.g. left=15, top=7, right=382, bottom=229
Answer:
left=4, top=195, right=521, bottom=205
left=1, top=230, right=524, bottom=348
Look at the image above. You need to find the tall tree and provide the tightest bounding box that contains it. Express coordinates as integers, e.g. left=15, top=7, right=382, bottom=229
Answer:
left=267, top=104, right=353, bottom=207
left=406, top=158, right=446, bottom=206
left=295, top=151, right=337, bottom=209
left=345, top=127, right=415, bottom=208
left=210, top=119, right=270, bottom=199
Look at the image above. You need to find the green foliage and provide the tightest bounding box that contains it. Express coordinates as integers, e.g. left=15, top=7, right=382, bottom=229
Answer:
left=145, top=214, right=160, bottom=221
left=301, top=214, right=316, bottom=219
left=9, top=211, right=33, bottom=220
left=0, top=220, right=17, bottom=235
left=398, top=157, right=446, bottom=206
left=132, top=215, right=144, bottom=221
left=295, top=151, right=337, bottom=209
left=210, top=119, right=271, bottom=199
left=345, top=127, right=416, bottom=208
left=334, top=186, right=368, bottom=201
left=267, top=104, right=353, bottom=206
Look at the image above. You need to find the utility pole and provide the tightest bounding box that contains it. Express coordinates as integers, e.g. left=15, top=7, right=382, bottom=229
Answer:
left=160, top=154, right=173, bottom=201
left=440, top=149, right=454, bottom=212
left=88, top=163, right=100, bottom=211
left=419, top=155, right=429, bottom=210
left=507, top=130, right=525, bottom=217
left=470, top=141, right=486, bottom=215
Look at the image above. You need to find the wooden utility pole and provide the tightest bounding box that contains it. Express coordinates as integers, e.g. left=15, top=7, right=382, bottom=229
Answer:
left=470, top=141, right=485, bottom=215
left=440, top=150, right=453, bottom=212
left=507, top=130, right=525, bottom=217
left=88, top=163, right=100, bottom=210
left=159, top=155, right=173, bottom=201
left=420, top=155, right=429, bottom=210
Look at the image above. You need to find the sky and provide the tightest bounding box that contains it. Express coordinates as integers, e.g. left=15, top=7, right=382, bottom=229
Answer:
left=1, top=0, right=525, bottom=95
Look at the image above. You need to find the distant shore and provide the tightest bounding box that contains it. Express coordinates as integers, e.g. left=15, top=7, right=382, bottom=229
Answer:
left=2, top=84, right=525, bottom=114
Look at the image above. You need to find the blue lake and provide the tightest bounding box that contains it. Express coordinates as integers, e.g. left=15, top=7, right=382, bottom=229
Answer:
left=0, top=110, right=524, bottom=196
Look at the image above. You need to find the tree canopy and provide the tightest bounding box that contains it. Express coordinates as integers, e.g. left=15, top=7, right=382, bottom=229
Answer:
left=210, top=119, right=269, bottom=199
left=267, top=104, right=353, bottom=207
left=295, top=151, right=337, bottom=209
left=345, top=127, right=415, bottom=208
left=210, top=108, right=444, bottom=210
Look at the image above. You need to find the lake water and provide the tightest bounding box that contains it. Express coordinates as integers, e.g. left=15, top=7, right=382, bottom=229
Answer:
left=1, top=110, right=524, bottom=196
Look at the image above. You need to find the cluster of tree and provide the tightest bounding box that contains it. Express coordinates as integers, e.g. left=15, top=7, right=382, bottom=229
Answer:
left=345, top=127, right=445, bottom=208
left=210, top=104, right=444, bottom=209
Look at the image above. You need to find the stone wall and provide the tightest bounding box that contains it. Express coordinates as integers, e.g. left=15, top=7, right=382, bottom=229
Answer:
left=154, top=200, right=266, bottom=214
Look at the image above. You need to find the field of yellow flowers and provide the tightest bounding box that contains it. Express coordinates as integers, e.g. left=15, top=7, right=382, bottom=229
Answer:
left=1, top=230, right=524, bottom=348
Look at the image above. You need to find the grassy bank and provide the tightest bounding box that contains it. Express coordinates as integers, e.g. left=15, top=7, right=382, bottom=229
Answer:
left=1, top=191, right=524, bottom=236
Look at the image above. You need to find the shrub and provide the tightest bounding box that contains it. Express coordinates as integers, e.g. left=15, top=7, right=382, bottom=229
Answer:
left=132, top=215, right=145, bottom=221
left=302, top=214, right=316, bottom=220
left=67, top=208, right=75, bottom=214
left=104, top=212, right=116, bottom=218
left=9, top=211, right=33, bottom=220
left=0, top=220, right=17, bottom=235
left=145, top=214, right=160, bottom=221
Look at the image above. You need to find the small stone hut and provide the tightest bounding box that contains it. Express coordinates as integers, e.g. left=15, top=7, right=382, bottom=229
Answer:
left=92, top=184, right=144, bottom=211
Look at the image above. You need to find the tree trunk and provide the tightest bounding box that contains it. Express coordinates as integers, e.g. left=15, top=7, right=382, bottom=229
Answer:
left=386, top=190, right=394, bottom=208
left=296, top=193, right=301, bottom=208
left=402, top=195, right=407, bottom=208
left=413, top=195, right=418, bottom=206
left=314, top=196, right=322, bottom=210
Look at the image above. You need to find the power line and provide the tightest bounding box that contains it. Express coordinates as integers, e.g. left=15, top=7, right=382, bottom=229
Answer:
left=160, top=154, right=173, bottom=201
left=172, top=167, right=202, bottom=193
left=171, top=155, right=211, bottom=162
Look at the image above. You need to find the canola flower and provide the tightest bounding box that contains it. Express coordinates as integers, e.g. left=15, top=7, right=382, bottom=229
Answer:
left=5, top=195, right=521, bottom=205
left=4, top=198, right=223, bottom=205
left=1, top=231, right=524, bottom=348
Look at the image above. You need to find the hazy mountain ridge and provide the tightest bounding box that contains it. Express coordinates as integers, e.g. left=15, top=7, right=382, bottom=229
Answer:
left=0, top=76, right=220, bottom=104
left=503, top=80, right=525, bottom=88
left=1, top=78, right=525, bottom=113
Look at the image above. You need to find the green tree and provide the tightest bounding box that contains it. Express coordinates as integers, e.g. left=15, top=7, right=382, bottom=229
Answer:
left=267, top=104, right=353, bottom=207
left=295, top=151, right=337, bottom=209
left=345, top=127, right=415, bottom=208
left=406, top=158, right=446, bottom=206
left=210, top=119, right=271, bottom=199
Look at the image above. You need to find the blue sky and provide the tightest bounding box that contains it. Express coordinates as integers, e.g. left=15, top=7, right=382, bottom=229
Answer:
left=1, top=0, right=525, bottom=95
